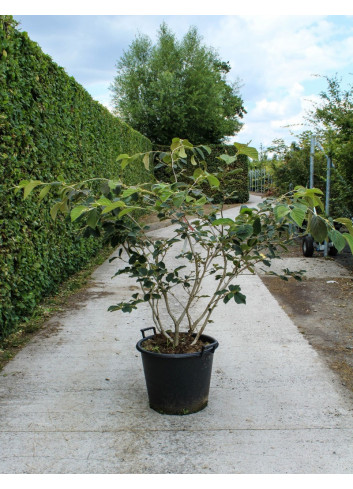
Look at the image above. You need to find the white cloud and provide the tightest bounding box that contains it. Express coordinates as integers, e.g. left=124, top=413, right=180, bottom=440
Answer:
left=207, top=15, right=352, bottom=94
left=200, top=15, right=353, bottom=148
left=237, top=92, right=324, bottom=147
left=13, top=14, right=353, bottom=151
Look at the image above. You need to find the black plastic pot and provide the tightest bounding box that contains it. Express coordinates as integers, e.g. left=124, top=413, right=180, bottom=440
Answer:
left=136, top=327, right=219, bottom=415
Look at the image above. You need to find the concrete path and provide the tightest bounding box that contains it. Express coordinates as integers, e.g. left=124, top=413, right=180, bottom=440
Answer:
left=1, top=194, right=353, bottom=474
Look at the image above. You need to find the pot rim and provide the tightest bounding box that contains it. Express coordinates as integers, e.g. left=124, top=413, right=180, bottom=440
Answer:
left=136, top=333, right=219, bottom=358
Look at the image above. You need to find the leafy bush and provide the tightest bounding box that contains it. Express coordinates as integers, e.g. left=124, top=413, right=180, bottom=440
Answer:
left=268, top=135, right=347, bottom=218
left=19, top=139, right=353, bottom=354
left=154, top=143, right=249, bottom=204
left=202, top=144, right=249, bottom=203
left=0, top=16, right=152, bottom=337
left=271, top=144, right=326, bottom=195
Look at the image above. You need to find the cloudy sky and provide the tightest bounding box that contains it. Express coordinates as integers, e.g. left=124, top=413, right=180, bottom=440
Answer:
left=9, top=3, right=353, bottom=151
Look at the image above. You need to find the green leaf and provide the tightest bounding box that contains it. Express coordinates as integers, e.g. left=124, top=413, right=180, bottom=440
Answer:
left=108, top=180, right=121, bottom=190
left=118, top=206, right=141, bottom=217
left=328, top=229, right=346, bottom=253
left=171, top=138, right=181, bottom=150
left=162, top=153, right=172, bottom=164
left=87, top=209, right=99, bottom=229
left=193, top=168, right=204, bottom=180
left=166, top=273, right=174, bottom=282
left=143, top=153, right=150, bottom=170
left=295, top=185, right=323, bottom=196
left=97, top=197, right=112, bottom=206
left=195, top=196, right=207, bottom=205
left=234, top=142, right=258, bottom=161
left=212, top=218, right=234, bottom=226
left=233, top=292, right=246, bottom=304
left=71, top=205, right=88, bottom=222
left=59, top=198, right=69, bottom=214
left=274, top=204, right=290, bottom=220
left=50, top=202, right=62, bottom=221
left=117, top=154, right=130, bottom=161
left=289, top=206, right=306, bottom=227
left=234, top=224, right=253, bottom=240
left=190, top=155, right=197, bottom=166
left=335, top=218, right=353, bottom=235
left=218, top=154, right=237, bottom=165
left=343, top=233, right=353, bottom=255
left=194, top=147, right=205, bottom=159
left=229, top=284, right=241, bottom=292
left=253, top=217, right=261, bottom=235
left=240, top=206, right=253, bottom=216
left=223, top=293, right=232, bottom=304
left=182, top=139, right=193, bottom=148
left=14, top=179, right=29, bottom=194
left=294, top=186, right=324, bottom=210
left=215, top=289, right=228, bottom=296
left=159, top=189, right=173, bottom=203
left=308, top=214, right=328, bottom=243
left=206, top=174, right=220, bottom=188
left=38, top=185, right=51, bottom=201
left=23, top=180, right=42, bottom=199
left=201, top=145, right=211, bottom=155
left=122, top=188, right=138, bottom=198
left=227, top=168, right=243, bottom=176
left=172, top=192, right=185, bottom=207
left=120, top=158, right=130, bottom=170
left=178, top=146, right=187, bottom=158
left=101, top=200, right=125, bottom=215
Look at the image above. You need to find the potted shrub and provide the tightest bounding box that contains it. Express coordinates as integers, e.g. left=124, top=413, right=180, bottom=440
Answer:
left=16, top=138, right=353, bottom=415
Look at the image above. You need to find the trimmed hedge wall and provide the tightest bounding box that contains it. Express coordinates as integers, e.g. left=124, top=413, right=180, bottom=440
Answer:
left=0, top=17, right=152, bottom=337
left=154, top=143, right=249, bottom=204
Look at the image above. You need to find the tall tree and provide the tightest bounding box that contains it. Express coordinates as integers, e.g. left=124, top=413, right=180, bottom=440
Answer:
left=110, top=23, right=245, bottom=145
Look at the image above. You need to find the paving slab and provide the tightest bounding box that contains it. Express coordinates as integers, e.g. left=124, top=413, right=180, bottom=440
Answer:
left=255, top=256, right=352, bottom=279
left=1, top=194, right=353, bottom=474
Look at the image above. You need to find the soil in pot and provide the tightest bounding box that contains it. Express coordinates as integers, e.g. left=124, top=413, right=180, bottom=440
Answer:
left=141, top=332, right=210, bottom=354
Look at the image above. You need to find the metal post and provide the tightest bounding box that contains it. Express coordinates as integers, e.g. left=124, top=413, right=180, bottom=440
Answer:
left=325, top=155, right=331, bottom=217
left=324, top=155, right=331, bottom=257
left=310, top=135, right=315, bottom=189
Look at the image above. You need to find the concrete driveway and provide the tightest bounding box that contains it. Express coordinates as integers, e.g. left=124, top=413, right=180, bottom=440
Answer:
left=1, top=194, right=353, bottom=473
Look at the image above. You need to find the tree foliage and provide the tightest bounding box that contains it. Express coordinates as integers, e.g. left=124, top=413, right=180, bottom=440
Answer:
left=110, top=23, right=246, bottom=145
left=307, top=75, right=353, bottom=215
left=154, top=143, right=249, bottom=204
left=269, top=134, right=327, bottom=197
left=268, top=74, right=353, bottom=218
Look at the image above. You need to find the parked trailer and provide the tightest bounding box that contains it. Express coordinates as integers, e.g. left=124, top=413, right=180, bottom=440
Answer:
left=302, top=235, right=338, bottom=257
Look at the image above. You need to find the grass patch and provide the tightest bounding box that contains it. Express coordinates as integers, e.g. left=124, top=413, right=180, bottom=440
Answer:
left=0, top=244, right=113, bottom=372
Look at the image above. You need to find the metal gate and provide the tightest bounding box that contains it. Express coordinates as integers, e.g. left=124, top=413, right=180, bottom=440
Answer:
left=248, top=169, right=273, bottom=193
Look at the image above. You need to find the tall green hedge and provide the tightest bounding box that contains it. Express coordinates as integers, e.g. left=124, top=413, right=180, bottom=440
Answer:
left=154, top=143, right=249, bottom=204
left=0, top=16, right=152, bottom=337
